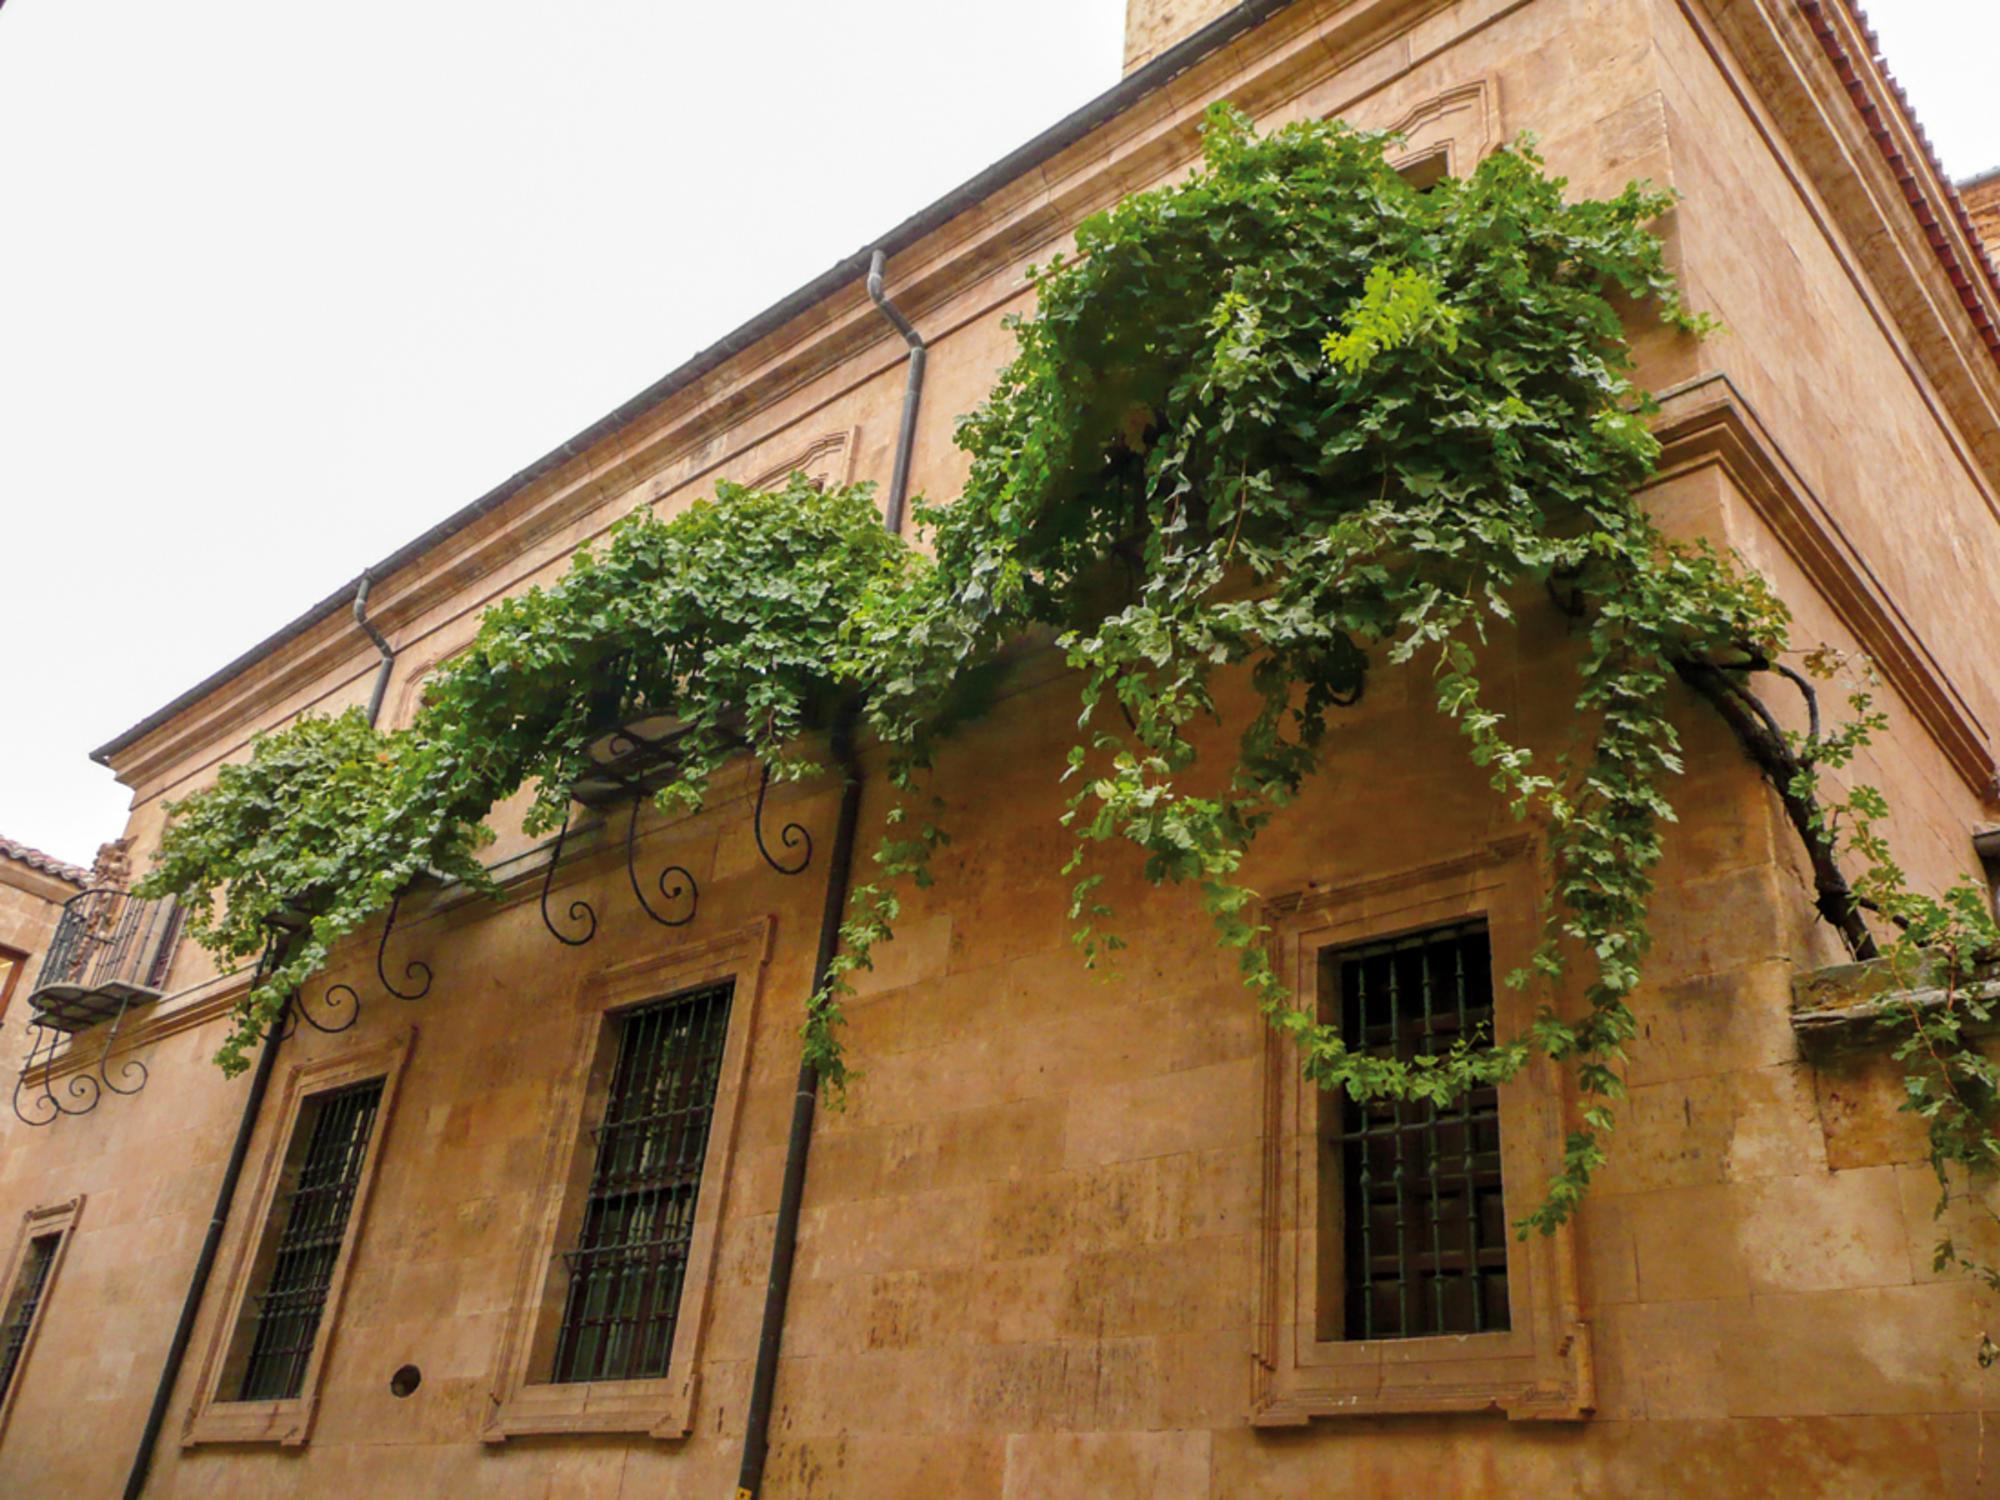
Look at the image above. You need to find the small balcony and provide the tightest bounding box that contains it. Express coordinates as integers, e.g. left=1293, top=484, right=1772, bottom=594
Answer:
left=26, top=888, right=182, bottom=1032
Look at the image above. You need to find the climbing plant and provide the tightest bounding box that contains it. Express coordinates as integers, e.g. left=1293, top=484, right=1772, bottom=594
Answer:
left=141, top=108, right=2000, bottom=1272
left=140, top=476, right=924, bottom=1073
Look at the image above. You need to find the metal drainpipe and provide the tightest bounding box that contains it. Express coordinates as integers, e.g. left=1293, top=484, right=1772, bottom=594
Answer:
left=735, top=708, right=863, bottom=1500
left=123, top=574, right=392, bottom=1499
left=866, top=249, right=927, bottom=535
left=737, top=250, right=922, bottom=1495
left=353, top=571, right=397, bottom=726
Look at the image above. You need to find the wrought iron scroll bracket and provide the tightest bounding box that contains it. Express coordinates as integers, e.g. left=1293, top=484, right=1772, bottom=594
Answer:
left=376, top=893, right=434, bottom=1000
left=97, top=994, right=148, bottom=1097
left=539, top=802, right=599, bottom=947
left=11, top=1021, right=101, bottom=1127
left=627, top=800, right=697, bottom=928
left=287, top=982, right=361, bottom=1038
left=752, top=763, right=812, bottom=876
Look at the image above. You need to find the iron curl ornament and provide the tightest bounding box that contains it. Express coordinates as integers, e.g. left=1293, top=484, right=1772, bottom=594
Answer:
left=752, top=763, right=813, bottom=876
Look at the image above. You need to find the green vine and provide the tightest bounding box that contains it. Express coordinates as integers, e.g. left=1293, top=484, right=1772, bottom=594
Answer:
left=140, top=109, right=2000, bottom=1283
left=141, top=476, right=924, bottom=1073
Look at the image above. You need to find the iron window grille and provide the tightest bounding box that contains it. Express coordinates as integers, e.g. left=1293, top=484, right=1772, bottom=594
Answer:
left=551, top=981, right=734, bottom=1385
left=0, top=1233, right=58, bottom=1405
left=1322, top=920, right=1509, bottom=1341
left=233, top=1079, right=384, bottom=1402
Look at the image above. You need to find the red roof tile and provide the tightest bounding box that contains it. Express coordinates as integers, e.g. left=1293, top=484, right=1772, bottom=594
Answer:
left=0, top=836, right=90, bottom=888
left=1799, top=0, right=2000, bottom=371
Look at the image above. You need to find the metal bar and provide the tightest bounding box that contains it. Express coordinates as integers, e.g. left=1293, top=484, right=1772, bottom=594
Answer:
left=737, top=711, right=862, bottom=1498
left=0, top=1232, right=58, bottom=1402
left=237, top=1079, right=384, bottom=1401
left=1421, top=945, right=1447, bottom=1336
left=1456, top=934, right=1484, bottom=1334
left=553, top=984, right=732, bottom=1385
left=1386, top=951, right=1411, bottom=1338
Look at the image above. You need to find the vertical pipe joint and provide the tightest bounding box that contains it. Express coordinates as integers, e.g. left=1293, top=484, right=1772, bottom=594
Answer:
left=866, top=249, right=927, bottom=537
left=353, top=572, right=395, bottom=728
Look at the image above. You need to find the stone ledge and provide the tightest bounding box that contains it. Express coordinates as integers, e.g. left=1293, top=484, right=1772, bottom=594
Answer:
left=1791, top=957, right=2000, bottom=1053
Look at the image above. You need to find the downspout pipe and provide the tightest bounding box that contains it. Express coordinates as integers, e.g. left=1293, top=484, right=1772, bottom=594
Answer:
left=866, top=249, right=926, bottom=535
left=125, top=573, right=391, bottom=1499
left=735, top=707, right=863, bottom=1500
left=122, top=952, right=292, bottom=1500
left=353, top=571, right=396, bottom=727
left=739, top=253, right=923, bottom=1495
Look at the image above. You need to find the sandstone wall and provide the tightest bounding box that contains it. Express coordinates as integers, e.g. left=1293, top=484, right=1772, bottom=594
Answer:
left=2, top=1, right=1995, bottom=1495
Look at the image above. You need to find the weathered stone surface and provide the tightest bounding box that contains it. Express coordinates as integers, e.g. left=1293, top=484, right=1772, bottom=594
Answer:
left=5, top=0, right=1999, bottom=1495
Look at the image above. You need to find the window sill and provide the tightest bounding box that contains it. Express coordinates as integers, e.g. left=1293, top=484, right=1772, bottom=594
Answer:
left=183, top=1398, right=311, bottom=1448
left=481, top=1374, right=694, bottom=1443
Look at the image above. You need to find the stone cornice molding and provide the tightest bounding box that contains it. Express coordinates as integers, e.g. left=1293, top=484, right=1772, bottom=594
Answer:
left=1647, top=371, right=1996, bottom=803
left=0, top=861, right=81, bottom=909
left=1683, top=0, right=2000, bottom=492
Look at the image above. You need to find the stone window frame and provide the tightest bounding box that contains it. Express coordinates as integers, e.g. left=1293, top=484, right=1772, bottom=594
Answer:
left=482, top=915, right=773, bottom=1443
left=1252, top=836, right=1593, bottom=1423
left=1376, top=77, right=1500, bottom=181
left=0, top=1195, right=85, bottom=1442
left=181, top=1026, right=417, bottom=1448
left=0, top=941, right=27, bottom=1023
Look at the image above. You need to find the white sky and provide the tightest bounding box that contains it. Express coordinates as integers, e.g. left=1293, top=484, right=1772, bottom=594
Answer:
left=0, top=1, right=1994, bottom=870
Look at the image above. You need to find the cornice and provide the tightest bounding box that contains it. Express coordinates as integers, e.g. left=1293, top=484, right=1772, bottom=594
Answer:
left=1647, top=371, right=1996, bottom=804
left=1686, top=0, right=2000, bottom=491
left=0, top=861, right=82, bottom=909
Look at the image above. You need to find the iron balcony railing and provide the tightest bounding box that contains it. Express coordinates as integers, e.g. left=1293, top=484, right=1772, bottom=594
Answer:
left=26, top=887, right=181, bottom=1032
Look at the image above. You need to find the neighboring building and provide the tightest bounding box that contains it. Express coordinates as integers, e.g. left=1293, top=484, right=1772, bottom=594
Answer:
left=4, top=0, right=2000, bottom=1495
left=0, top=837, right=86, bottom=1032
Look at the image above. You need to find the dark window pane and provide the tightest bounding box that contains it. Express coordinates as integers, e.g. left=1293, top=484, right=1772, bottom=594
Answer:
left=0, top=1233, right=60, bottom=1403
left=236, top=1079, right=384, bottom=1401
left=552, top=981, right=733, bottom=1385
left=1325, top=922, right=1510, bottom=1340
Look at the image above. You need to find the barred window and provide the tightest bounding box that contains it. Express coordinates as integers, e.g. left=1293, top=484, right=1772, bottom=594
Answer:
left=551, top=981, right=733, bottom=1385
left=0, top=1234, right=58, bottom=1405
left=230, top=1079, right=384, bottom=1402
left=1320, top=921, right=1509, bottom=1341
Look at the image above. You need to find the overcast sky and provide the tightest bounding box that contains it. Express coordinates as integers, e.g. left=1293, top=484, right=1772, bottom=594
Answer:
left=1, top=2, right=1995, bottom=870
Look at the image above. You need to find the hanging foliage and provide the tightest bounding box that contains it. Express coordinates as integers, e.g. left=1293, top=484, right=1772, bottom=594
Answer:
left=141, top=476, right=924, bottom=1073
left=140, top=109, right=1999, bottom=1278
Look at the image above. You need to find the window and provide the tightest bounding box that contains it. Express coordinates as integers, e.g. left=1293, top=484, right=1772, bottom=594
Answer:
left=228, top=1080, right=384, bottom=1402
left=0, top=1197, right=83, bottom=1439
left=551, top=982, right=732, bottom=1384
left=182, top=1030, right=412, bottom=1447
left=1394, top=147, right=1450, bottom=192
left=484, top=918, right=770, bottom=1443
left=0, top=943, right=24, bottom=1022
left=1321, top=922, right=1507, bottom=1341
left=1252, top=842, right=1591, bottom=1422
left=0, top=1238, right=58, bottom=1404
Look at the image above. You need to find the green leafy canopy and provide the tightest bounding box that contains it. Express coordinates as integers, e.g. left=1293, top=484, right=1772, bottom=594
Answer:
left=142, top=108, right=2000, bottom=1262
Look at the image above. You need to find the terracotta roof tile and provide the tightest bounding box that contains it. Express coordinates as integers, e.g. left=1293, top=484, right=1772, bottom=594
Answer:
left=0, top=836, right=90, bottom=888
left=1800, top=0, right=2000, bottom=371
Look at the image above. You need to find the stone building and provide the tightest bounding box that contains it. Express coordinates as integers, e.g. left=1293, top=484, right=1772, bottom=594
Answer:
left=4, top=0, right=1999, bottom=1494
left=0, top=839, right=86, bottom=1033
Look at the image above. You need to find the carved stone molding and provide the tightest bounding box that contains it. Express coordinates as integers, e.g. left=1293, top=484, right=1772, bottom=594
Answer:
left=1379, top=77, right=1502, bottom=176
left=740, top=428, right=858, bottom=493
left=482, top=916, right=775, bottom=1442
left=1252, top=835, right=1592, bottom=1425
left=1646, top=371, right=1995, bottom=803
